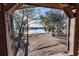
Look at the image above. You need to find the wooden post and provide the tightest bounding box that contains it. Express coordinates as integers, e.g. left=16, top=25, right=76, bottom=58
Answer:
left=0, top=4, right=14, bottom=56
left=0, top=4, right=8, bottom=56
left=69, top=18, right=76, bottom=55
left=73, top=4, right=79, bottom=56
left=69, top=4, right=79, bottom=56
left=5, top=13, right=15, bottom=56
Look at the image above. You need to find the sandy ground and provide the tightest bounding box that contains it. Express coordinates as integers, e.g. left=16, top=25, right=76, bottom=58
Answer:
left=27, top=33, right=68, bottom=56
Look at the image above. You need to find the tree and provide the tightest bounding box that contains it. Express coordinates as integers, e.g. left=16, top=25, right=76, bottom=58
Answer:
left=39, top=9, right=68, bottom=37
left=12, top=7, right=37, bottom=54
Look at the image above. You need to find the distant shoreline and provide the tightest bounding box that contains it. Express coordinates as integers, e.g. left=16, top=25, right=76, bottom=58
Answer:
left=24, top=32, right=48, bottom=35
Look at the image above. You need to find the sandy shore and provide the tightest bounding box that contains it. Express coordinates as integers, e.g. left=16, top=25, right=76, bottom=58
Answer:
left=26, top=33, right=68, bottom=56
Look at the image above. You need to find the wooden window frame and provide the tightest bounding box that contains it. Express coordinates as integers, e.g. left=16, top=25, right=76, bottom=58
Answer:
left=0, top=3, right=78, bottom=56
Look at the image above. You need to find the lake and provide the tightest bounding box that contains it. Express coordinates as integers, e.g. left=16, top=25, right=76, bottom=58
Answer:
left=24, top=29, right=47, bottom=34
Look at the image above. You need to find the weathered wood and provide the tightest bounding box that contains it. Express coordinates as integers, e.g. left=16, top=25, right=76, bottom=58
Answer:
left=5, top=3, right=70, bottom=15
left=0, top=3, right=14, bottom=56
left=0, top=3, right=78, bottom=56
left=0, top=4, right=8, bottom=56
left=4, top=4, right=16, bottom=12
left=0, top=4, right=1, bottom=12
left=63, top=6, right=74, bottom=18
left=73, top=4, right=79, bottom=56
left=5, top=13, right=15, bottom=56
left=5, top=3, right=69, bottom=13
left=6, top=4, right=22, bottom=15
left=68, top=18, right=76, bottom=55
left=69, top=4, right=79, bottom=56
left=29, top=3, right=68, bottom=9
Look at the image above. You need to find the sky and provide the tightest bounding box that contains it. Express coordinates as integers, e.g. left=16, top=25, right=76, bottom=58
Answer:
left=13, top=7, right=51, bottom=29
left=29, top=7, right=66, bottom=27
left=13, top=7, right=51, bottom=28
left=35, top=7, right=51, bottom=15
left=29, top=7, right=52, bottom=27
left=14, top=6, right=68, bottom=28
left=13, top=6, right=68, bottom=34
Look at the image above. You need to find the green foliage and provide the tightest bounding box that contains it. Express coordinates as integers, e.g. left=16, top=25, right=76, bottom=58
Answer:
left=40, top=9, right=65, bottom=24
left=39, top=9, right=68, bottom=37
left=12, top=7, right=36, bottom=38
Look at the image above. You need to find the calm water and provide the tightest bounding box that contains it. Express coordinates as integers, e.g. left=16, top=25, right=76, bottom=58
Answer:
left=24, top=29, right=47, bottom=34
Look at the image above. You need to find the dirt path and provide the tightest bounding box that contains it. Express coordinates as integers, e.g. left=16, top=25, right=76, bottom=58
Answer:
left=27, top=33, right=67, bottom=56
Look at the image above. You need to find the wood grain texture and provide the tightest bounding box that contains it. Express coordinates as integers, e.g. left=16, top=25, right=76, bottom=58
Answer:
left=0, top=4, right=8, bottom=56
